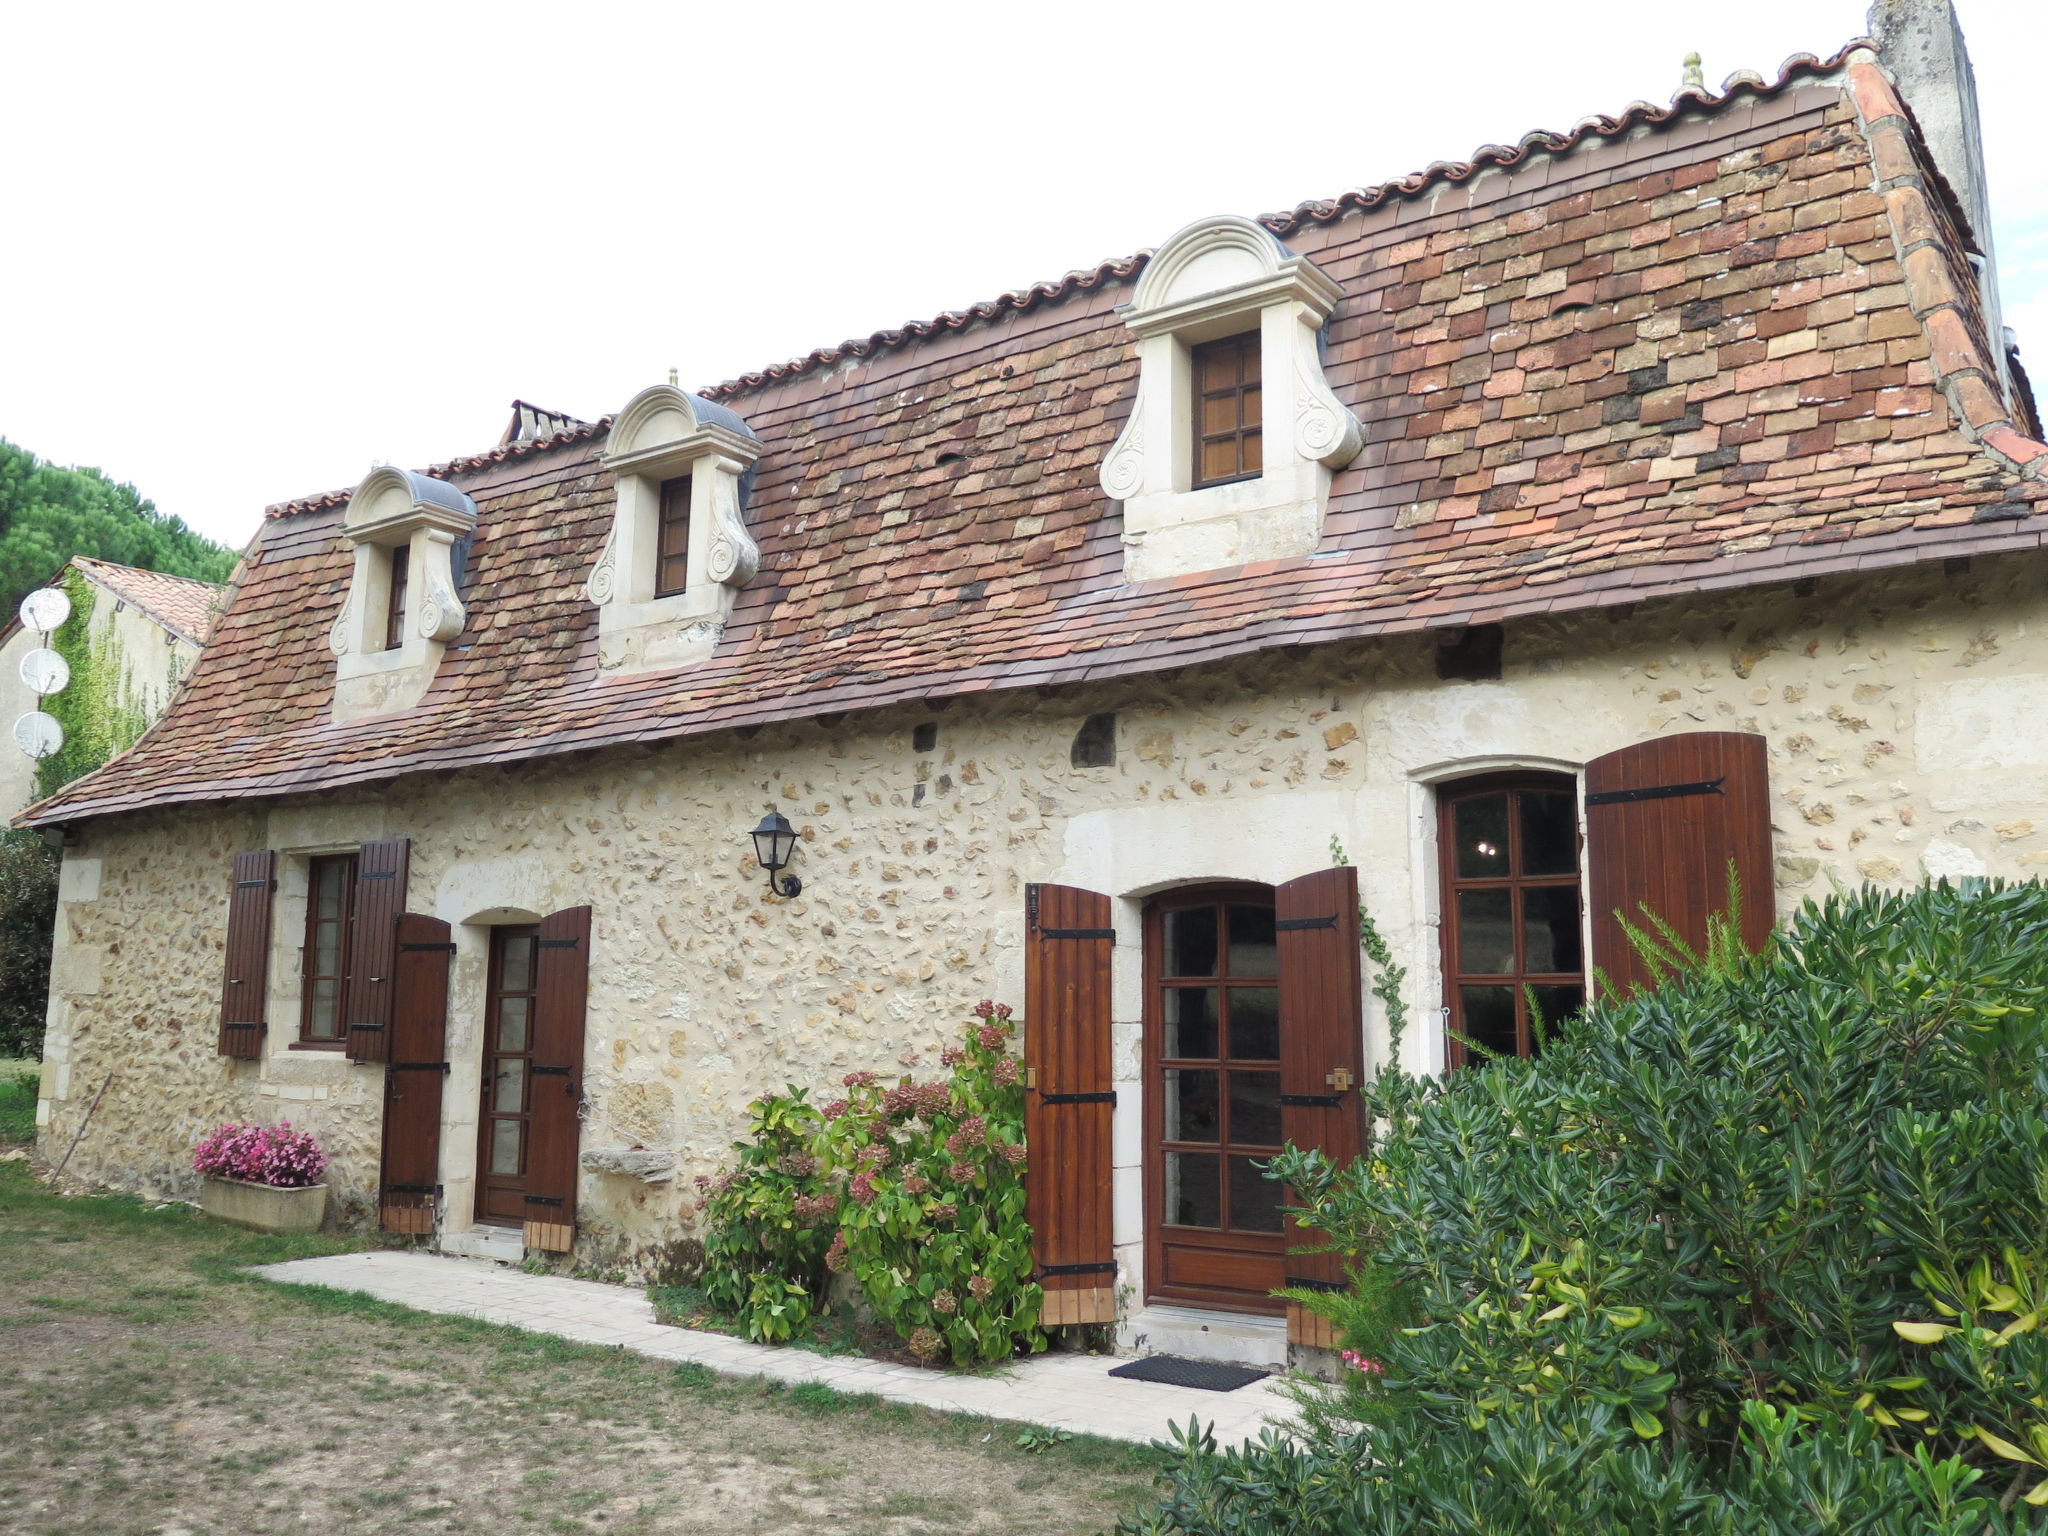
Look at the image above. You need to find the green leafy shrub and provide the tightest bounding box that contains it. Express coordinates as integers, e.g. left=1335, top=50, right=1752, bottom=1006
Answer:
left=0, top=830, right=57, bottom=1059
left=694, top=1089, right=835, bottom=1343
left=694, top=1002, right=1043, bottom=1366
left=1126, top=881, right=2048, bottom=1533
left=821, top=1000, right=1041, bottom=1366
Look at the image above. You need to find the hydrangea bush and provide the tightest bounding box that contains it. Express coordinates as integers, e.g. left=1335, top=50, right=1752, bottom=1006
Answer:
left=192, top=1121, right=327, bottom=1188
left=695, top=1001, right=1042, bottom=1366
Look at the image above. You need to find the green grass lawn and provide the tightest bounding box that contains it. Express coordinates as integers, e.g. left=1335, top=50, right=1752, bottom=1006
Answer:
left=0, top=1060, right=36, bottom=1146
left=0, top=1163, right=1163, bottom=1534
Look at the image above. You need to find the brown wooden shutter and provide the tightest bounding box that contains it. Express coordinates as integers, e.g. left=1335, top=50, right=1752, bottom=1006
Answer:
left=1585, top=730, right=1773, bottom=999
left=378, top=913, right=452, bottom=1233
left=344, top=837, right=411, bottom=1063
left=1275, top=866, right=1366, bottom=1349
left=1024, top=883, right=1117, bottom=1327
left=524, top=905, right=590, bottom=1252
left=217, top=850, right=276, bottom=1059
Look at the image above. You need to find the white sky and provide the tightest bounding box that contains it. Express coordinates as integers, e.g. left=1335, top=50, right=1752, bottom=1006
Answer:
left=2, top=0, right=2040, bottom=550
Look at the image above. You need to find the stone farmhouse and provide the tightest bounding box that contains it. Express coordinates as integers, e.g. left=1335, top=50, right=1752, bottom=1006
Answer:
left=22, top=2, right=2047, bottom=1363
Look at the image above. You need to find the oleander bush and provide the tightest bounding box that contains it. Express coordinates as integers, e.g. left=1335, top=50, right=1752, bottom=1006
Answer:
left=1121, top=881, right=2048, bottom=1534
left=694, top=1001, right=1042, bottom=1365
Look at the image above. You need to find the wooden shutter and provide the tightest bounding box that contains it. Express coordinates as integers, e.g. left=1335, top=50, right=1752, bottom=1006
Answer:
left=217, top=850, right=276, bottom=1059
left=344, top=837, right=411, bottom=1063
left=378, top=913, right=452, bottom=1233
left=1585, top=731, right=1773, bottom=999
left=1024, top=883, right=1117, bottom=1327
left=524, top=905, right=590, bottom=1253
left=1275, top=866, right=1366, bottom=1349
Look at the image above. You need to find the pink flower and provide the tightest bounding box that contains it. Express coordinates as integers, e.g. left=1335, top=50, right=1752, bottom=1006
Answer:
left=192, top=1121, right=326, bottom=1189
left=822, top=1099, right=850, bottom=1120
left=1340, top=1350, right=1383, bottom=1375
left=975, top=999, right=995, bottom=1018
left=916, top=1083, right=951, bottom=1115
left=883, top=1084, right=920, bottom=1118
left=902, top=1173, right=931, bottom=1195
left=998, top=1142, right=1027, bottom=1166
left=991, top=1003, right=1013, bottom=1021
left=825, top=1232, right=850, bottom=1274
left=841, top=1071, right=880, bottom=1088
left=857, top=1143, right=893, bottom=1170
left=977, top=1022, right=1008, bottom=1050
left=929, top=1202, right=958, bottom=1221
left=932, top=1290, right=958, bottom=1315
left=967, top=1275, right=994, bottom=1300
left=992, top=1057, right=1020, bottom=1087
left=776, top=1151, right=817, bottom=1177
left=947, top=1162, right=975, bottom=1185
left=849, top=1172, right=877, bottom=1206
left=940, top=1047, right=966, bottom=1068
left=908, top=1327, right=943, bottom=1360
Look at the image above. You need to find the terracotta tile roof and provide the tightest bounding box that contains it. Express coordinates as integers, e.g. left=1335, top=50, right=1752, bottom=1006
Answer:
left=70, top=557, right=224, bottom=645
left=23, top=40, right=2048, bottom=828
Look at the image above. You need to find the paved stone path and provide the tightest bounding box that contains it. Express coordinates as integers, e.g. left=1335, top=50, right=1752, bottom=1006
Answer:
left=255, top=1250, right=1296, bottom=1446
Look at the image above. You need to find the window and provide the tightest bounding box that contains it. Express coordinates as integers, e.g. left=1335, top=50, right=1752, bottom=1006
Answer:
left=1192, top=333, right=1262, bottom=487
left=1438, top=775, right=1585, bottom=1065
left=655, top=476, right=691, bottom=597
left=476, top=925, right=540, bottom=1227
left=299, top=854, right=358, bottom=1044
left=383, top=543, right=410, bottom=652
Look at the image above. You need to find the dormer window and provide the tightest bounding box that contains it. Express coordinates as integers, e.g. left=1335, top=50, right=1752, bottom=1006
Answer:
left=655, top=476, right=691, bottom=598
left=329, top=467, right=476, bottom=723
left=1192, top=332, right=1263, bottom=487
left=384, top=544, right=410, bottom=651
left=586, top=385, right=764, bottom=675
left=1101, top=214, right=1363, bottom=582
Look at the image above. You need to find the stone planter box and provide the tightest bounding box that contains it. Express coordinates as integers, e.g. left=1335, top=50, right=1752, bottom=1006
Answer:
left=199, top=1175, right=328, bottom=1233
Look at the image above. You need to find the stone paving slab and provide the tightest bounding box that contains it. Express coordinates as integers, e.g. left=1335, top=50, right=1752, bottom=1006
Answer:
left=253, top=1250, right=1296, bottom=1446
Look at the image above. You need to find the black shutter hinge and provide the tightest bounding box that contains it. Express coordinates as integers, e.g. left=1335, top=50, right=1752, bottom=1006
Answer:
left=532, top=1064, right=573, bottom=1077
left=1585, top=776, right=1724, bottom=808
left=1274, top=914, right=1338, bottom=931
left=1283, top=1275, right=1347, bottom=1293
left=1040, top=1091, right=1117, bottom=1106
left=390, top=1061, right=450, bottom=1074
left=538, top=937, right=580, bottom=949
left=399, top=941, right=457, bottom=953
left=1042, top=927, right=1114, bottom=940
left=1038, top=1261, right=1117, bottom=1278
left=383, top=1183, right=442, bottom=1196
left=523, top=1195, right=566, bottom=1208
left=360, top=869, right=398, bottom=880
left=1279, top=1093, right=1343, bottom=1108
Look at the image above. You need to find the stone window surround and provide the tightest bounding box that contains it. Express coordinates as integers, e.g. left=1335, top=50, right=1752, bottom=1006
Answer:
left=586, top=385, right=764, bottom=676
left=329, top=468, right=476, bottom=724
left=1100, top=214, right=1365, bottom=583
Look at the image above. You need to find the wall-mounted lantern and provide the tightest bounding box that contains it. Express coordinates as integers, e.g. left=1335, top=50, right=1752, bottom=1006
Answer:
left=750, top=811, right=802, bottom=897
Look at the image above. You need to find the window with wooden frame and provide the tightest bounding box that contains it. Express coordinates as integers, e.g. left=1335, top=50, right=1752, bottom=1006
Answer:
left=299, top=853, right=359, bottom=1045
left=383, top=544, right=410, bottom=653
left=654, top=476, right=691, bottom=598
left=1191, top=332, right=1263, bottom=488
left=1437, top=774, right=1585, bottom=1066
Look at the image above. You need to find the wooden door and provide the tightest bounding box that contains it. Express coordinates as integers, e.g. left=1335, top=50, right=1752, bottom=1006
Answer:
left=1144, top=885, right=1288, bottom=1315
left=1023, top=883, right=1117, bottom=1326
left=475, top=925, right=540, bottom=1227
left=1274, top=868, right=1366, bottom=1346
left=1584, top=732, right=1772, bottom=997
left=379, top=913, right=452, bottom=1233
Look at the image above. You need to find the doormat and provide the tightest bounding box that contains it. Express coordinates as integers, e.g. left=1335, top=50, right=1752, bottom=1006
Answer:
left=1107, top=1355, right=1269, bottom=1392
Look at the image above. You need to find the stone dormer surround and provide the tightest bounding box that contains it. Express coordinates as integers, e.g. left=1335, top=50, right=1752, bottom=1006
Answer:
left=329, top=468, right=476, bottom=724
left=586, top=385, right=764, bottom=675
left=1101, top=215, right=1364, bottom=581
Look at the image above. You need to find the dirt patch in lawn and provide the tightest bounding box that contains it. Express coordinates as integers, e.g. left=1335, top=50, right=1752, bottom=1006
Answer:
left=0, top=1165, right=1162, bottom=1535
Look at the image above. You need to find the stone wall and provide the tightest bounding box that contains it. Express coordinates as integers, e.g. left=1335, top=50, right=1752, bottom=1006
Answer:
left=36, top=549, right=2048, bottom=1282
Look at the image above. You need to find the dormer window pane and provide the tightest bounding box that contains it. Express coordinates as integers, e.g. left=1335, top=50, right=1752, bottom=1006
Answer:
left=656, top=476, right=691, bottom=598
left=384, top=544, right=410, bottom=652
left=1192, top=333, right=1262, bottom=488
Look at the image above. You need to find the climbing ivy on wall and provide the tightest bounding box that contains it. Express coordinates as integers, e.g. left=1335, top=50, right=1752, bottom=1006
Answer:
left=33, top=570, right=150, bottom=801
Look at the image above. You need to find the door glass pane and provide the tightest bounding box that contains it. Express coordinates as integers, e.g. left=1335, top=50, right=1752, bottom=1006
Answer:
left=1459, top=985, right=1518, bottom=1062
left=1163, top=1069, right=1219, bottom=1143
left=314, top=861, right=346, bottom=920
left=1454, top=795, right=1511, bottom=878
left=1229, top=1156, right=1286, bottom=1233
left=499, top=934, right=535, bottom=993
left=308, top=978, right=339, bottom=1038
left=1163, top=988, right=1219, bottom=1059
left=1240, top=429, right=1263, bottom=475
left=1228, top=1071, right=1282, bottom=1147
left=1528, top=985, right=1585, bottom=1053
left=493, top=1059, right=526, bottom=1115
left=1228, top=987, right=1279, bottom=1060
left=1523, top=886, right=1584, bottom=974
left=1165, top=1151, right=1220, bottom=1229
left=314, top=923, right=342, bottom=975
left=489, top=1117, right=522, bottom=1176
left=1456, top=890, right=1515, bottom=975
left=1225, top=905, right=1276, bottom=977
left=1519, top=791, right=1577, bottom=875
left=1163, top=908, right=1218, bottom=978
left=497, top=996, right=531, bottom=1053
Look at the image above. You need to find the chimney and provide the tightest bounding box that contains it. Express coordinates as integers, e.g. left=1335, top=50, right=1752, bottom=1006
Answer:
left=1867, top=0, right=2009, bottom=395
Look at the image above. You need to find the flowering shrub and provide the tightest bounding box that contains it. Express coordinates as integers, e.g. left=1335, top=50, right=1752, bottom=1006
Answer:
left=695, top=1088, right=834, bottom=1343
left=694, top=1001, right=1043, bottom=1366
left=192, top=1121, right=327, bottom=1188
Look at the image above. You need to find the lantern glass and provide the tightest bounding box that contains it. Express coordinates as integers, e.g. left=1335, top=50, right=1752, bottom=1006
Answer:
left=751, top=812, right=797, bottom=872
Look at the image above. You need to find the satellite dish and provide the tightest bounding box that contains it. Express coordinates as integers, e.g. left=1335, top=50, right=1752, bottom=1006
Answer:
left=13, top=711, right=64, bottom=761
left=19, top=648, right=69, bottom=697
left=18, top=588, right=71, bottom=634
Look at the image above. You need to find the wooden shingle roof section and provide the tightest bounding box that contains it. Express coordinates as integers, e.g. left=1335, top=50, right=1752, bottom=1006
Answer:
left=22, top=42, right=2047, bottom=828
